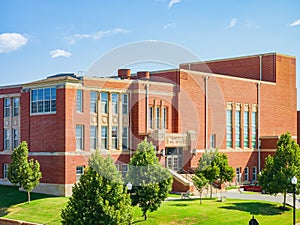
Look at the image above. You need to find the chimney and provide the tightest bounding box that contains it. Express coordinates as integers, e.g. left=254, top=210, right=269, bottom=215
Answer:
left=137, top=71, right=150, bottom=80
left=118, top=69, right=131, bottom=79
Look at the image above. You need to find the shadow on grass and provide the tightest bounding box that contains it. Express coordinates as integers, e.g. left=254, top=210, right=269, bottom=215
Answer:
left=0, top=185, right=56, bottom=217
left=220, top=202, right=285, bottom=216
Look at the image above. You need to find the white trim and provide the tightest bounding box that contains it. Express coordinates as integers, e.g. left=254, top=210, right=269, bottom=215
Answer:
left=0, top=93, right=21, bottom=98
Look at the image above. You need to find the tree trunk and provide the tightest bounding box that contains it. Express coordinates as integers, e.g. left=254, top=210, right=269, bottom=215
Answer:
left=200, top=192, right=202, bottom=204
left=144, top=213, right=147, bottom=220
left=283, top=190, right=286, bottom=208
left=27, top=191, right=30, bottom=203
left=210, top=183, right=213, bottom=199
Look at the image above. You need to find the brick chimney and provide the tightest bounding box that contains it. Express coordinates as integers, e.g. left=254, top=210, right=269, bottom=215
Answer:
left=137, top=71, right=150, bottom=80
left=118, top=69, right=131, bottom=79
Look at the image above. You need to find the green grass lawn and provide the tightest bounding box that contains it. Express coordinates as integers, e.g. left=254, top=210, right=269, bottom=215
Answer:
left=1, top=185, right=300, bottom=225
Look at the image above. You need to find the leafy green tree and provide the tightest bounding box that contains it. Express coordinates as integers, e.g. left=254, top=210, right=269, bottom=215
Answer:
left=8, top=141, right=42, bottom=203
left=196, top=149, right=234, bottom=198
left=192, top=173, right=208, bottom=204
left=125, top=139, right=172, bottom=220
left=259, top=132, right=300, bottom=208
left=61, top=151, right=132, bottom=225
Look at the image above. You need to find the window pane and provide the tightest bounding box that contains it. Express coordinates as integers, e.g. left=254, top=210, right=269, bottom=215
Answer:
left=76, top=125, right=83, bottom=150
left=101, top=126, right=108, bottom=149
left=4, top=129, right=10, bottom=150
left=31, top=87, right=56, bottom=114
left=90, top=91, right=97, bottom=113
left=76, top=90, right=83, bottom=112
left=122, top=94, right=128, bottom=114
left=13, top=129, right=19, bottom=149
left=44, top=88, right=51, bottom=100
left=112, top=126, right=118, bottom=149
left=4, top=98, right=10, bottom=117
left=252, top=112, right=257, bottom=148
left=13, top=98, right=19, bottom=116
left=122, top=127, right=128, bottom=150
left=235, top=111, right=241, bottom=148
left=149, top=107, right=153, bottom=129
left=112, top=93, right=119, bottom=114
left=101, top=92, right=108, bottom=113
left=226, top=110, right=232, bottom=148
left=156, top=107, right=160, bottom=129
left=90, top=126, right=97, bottom=150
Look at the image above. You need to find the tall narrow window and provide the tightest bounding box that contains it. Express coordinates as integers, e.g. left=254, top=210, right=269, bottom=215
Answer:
left=76, top=125, right=84, bottom=150
left=226, top=109, right=232, bottom=148
left=101, top=92, right=108, bottom=113
left=235, top=110, right=241, bottom=148
left=3, top=164, right=8, bottom=179
left=4, top=98, right=10, bottom=117
left=4, top=129, right=10, bottom=150
left=252, top=112, right=257, bottom=148
left=112, top=126, right=118, bottom=149
left=122, top=127, right=128, bottom=150
left=76, top=166, right=84, bottom=182
left=236, top=167, right=241, bottom=183
left=122, top=94, right=128, bottom=114
left=12, top=129, right=19, bottom=149
left=156, top=106, right=160, bottom=129
left=90, top=126, right=97, bottom=150
left=244, top=167, right=249, bottom=181
left=244, top=111, right=249, bottom=148
left=12, top=97, right=19, bottom=116
left=122, top=164, right=128, bottom=178
left=76, top=90, right=83, bottom=112
left=252, top=166, right=257, bottom=181
left=210, top=134, right=216, bottom=149
left=112, top=93, right=119, bottom=114
left=149, top=107, right=153, bottom=129
left=162, top=107, right=167, bottom=129
left=101, top=126, right=108, bottom=149
left=90, top=91, right=97, bottom=113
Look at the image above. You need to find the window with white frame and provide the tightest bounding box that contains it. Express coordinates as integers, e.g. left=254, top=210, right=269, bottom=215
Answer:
left=112, top=126, right=118, bottom=149
left=90, top=126, right=97, bottom=150
left=31, top=87, right=56, bottom=114
left=76, top=166, right=84, bottom=182
left=3, top=164, right=8, bottom=179
left=122, top=94, right=128, bottom=114
left=244, top=167, right=249, bottom=181
left=149, top=107, right=153, bottom=129
left=226, top=109, right=233, bottom=148
left=235, top=110, right=241, bottom=148
left=101, top=126, right=108, bottom=149
left=244, top=111, right=249, bottom=148
left=76, top=125, right=84, bottom=150
left=76, top=90, right=83, bottom=112
left=122, top=164, right=128, bottom=178
left=4, top=98, right=10, bottom=117
left=90, top=91, right=97, bottom=113
left=112, top=93, right=119, bottom=114
left=252, top=111, right=257, bottom=148
left=101, top=92, right=108, bottom=113
left=156, top=106, right=160, bottom=129
left=252, top=166, right=257, bottom=181
left=12, top=97, right=19, bottom=117
left=162, top=107, right=167, bottom=129
left=12, top=129, right=19, bottom=149
left=122, top=127, right=128, bottom=150
left=236, top=167, right=241, bottom=183
left=4, top=129, right=10, bottom=150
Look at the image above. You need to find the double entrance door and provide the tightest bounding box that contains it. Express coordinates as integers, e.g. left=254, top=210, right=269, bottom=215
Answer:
left=165, top=147, right=183, bottom=172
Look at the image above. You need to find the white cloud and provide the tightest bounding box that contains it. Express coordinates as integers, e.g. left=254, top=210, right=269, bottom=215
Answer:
left=168, top=0, right=181, bottom=8
left=289, top=19, right=300, bottom=27
left=0, top=33, right=28, bottom=53
left=226, top=18, right=237, bottom=29
left=66, top=28, right=130, bottom=45
left=163, top=22, right=176, bottom=29
left=50, top=49, right=72, bottom=59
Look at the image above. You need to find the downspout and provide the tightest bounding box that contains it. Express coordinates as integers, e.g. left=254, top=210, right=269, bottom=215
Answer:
left=205, top=76, right=208, bottom=149
left=258, top=55, right=262, bottom=173
left=146, top=83, right=149, bottom=132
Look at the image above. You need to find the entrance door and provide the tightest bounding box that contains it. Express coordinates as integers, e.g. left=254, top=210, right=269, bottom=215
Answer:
left=166, top=147, right=183, bottom=172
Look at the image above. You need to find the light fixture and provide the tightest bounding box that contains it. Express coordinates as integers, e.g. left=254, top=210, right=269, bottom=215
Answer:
left=126, top=181, right=132, bottom=191
left=291, top=176, right=297, bottom=185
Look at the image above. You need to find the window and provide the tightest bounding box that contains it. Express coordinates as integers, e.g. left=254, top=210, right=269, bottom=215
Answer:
left=12, top=98, right=19, bottom=117
left=252, top=112, right=257, bottom=148
left=31, top=87, right=56, bottom=114
left=226, top=110, right=232, bottom=148
left=210, top=134, right=216, bottom=149
left=149, top=107, right=154, bottom=129
left=101, top=92, right=108, bottom=113
left=90, top=91, right=97, bottom=113
left=244, top=167, right=249, bottom=181
left=122, top=127, right=128, bottom=150
left=244, top=111, right=249, bottom=148
left=122, top=164, right=128, bottom=178
left=3, top=164, right=8, bottom=179
left=236, top=167, right=241, bottom=183
left=115, top=164, right=120, bottom=171
left=122, top=94, right=128, bottom=114
left=235, top=110, right=241, bottom=148
left=252, top=166, right=257, bottom=181
left=12, top=129, right=19, bottom=149
left=76, top=90, right=83, bottom=112
left=76, top=166, right=84, bottom=182
left=4, top=98, right=10, bottom=117
left=101, top=126, right=108, bottom=149
left=76, top=125, right=84, bottom=150
left=90, top=126, right=97, bottom=150
left=156, top=106, right=160, bottom=129
left=112, top=93, right=119, bottom=114
left=163, top=107, right=167, bottom=129
left=112, top=126, right=118, bottom=149
left=4, top=129, right=10, bottom=150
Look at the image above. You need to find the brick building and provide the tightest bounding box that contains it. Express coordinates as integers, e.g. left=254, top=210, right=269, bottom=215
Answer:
left=0, top=52, right=297, bottom=196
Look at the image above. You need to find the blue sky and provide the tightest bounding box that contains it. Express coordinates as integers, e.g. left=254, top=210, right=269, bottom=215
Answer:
left=1, top=0, right=300, bottom=106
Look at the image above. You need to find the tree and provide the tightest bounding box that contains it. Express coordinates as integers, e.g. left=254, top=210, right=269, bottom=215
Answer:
left=192, top=173, right=208, bottom=204
left=259, top=132, right=300, bottom=208
left=61, top=151, right=132, bottom=225
left=8, top=141, right=42, bottom=203
left=125, top=139, right=172, bottom=220
left=196, top=149, right=234, bottom=198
